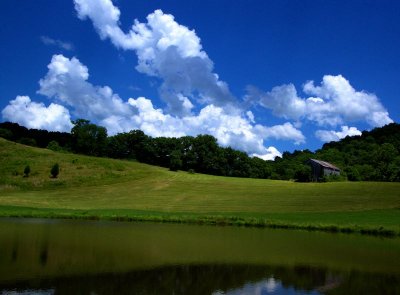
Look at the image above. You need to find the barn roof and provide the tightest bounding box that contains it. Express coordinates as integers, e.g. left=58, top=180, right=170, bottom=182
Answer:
left=309, top=159, right=340, bottom=171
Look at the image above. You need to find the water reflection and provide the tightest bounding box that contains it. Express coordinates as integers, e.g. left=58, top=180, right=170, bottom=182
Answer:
left=1, top=264, right=400, bottom=295
left=0, top=265, right=318, bottom=295
left=213, top=277, right=320, bottom=295
left=0, top=218, right=399, bottom=294
left=1, top=290, right=54, bottom=295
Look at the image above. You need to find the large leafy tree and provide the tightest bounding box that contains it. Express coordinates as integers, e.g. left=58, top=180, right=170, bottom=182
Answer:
left=71, top=119, right=108, bottom=156
left=169, top=150, right=182, bottom=171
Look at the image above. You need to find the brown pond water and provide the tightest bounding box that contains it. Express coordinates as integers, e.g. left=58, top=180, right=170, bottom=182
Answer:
left=0, top=218, right=399, bottom=294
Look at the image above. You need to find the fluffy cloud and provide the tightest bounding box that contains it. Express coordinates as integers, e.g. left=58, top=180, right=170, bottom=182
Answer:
left=2, top=54, right=292, bottom=160
left=127, top=100, right=287, bottom=159
left=255, top=122, right=306, bottom=145
left=71, top=0, right=305, bottom=158
left=252, top=147, right=282, bottom=161
left=70, top=0, right=305, bottom=159
left=248, top=75, right=393, bottom=128
left=74, top=1, right=236, bottom=116
left=1, top=96, right=72, bottom=132
left=247, top=84, right=305, bottom=120
left=125, top=97, right=296, bottom=159
left=38, top=54, right=134, bottom=122
left=125, top=98, right=289, bottom=158
left=304, top=75, right=393, bottom=127
left=315, top=126, right=362, bottom=142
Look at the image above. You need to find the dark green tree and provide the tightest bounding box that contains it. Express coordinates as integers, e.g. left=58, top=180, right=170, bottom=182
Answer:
left=152, top=137, right=180, bottom=167
left=192, top=135, right=219, bottom=174
left=179, top=136, right=197, bottom=171
left=0, top=128, right=13, bottom=139
left=294, top=165, right=311, bottom=182
left=107, top=133, right=131, bottom=159
left=47, top=140, right=62, bottom=151
left=169, top=150, right=182, bottom=171
left=345, top=166, right=361, bottom=181
left=23, top=165, right=31, bottom=177
left=71, top=119, right=108, bottom=156
left=373, top=143, right=398, bottom=180
left=51, top=163, right=59, bottom=178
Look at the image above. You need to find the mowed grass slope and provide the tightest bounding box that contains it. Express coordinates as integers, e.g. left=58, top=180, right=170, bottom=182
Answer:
left=1, top=138, right=400, bottom=235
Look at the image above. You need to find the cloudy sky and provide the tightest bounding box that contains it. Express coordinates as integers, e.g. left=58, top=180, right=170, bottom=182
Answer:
left=1, top=0, right=399, bottom=160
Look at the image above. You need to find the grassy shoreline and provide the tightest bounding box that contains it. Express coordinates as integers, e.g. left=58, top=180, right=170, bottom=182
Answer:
left=1, top=205, right=398, bottom=237
left=1, top=138, right=400, bottom=237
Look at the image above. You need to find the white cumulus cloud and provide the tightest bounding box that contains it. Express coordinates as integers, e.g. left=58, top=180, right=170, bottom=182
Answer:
left=38, top=54, right=134, bottom=123
left=248, top=75, right=393, bottom=128
left=303, top=75, right=393, bottom=127
left=1, top=95, right=72, bottom=132
left=73, top=0, right=236, bottom=116
left=315, top=126, right=362, bottom=142
left=2, top=54, right=290, bottom=160
left=252, top=147, right=282, bottom=161
left=247, top=84, right=305, bottom=120
left=125, top=98, right=290, bottom=158
left=255, top=122, right=306, bottom=145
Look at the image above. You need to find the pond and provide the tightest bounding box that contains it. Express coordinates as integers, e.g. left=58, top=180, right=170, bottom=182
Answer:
left=0, top=218, right=399, bottom=294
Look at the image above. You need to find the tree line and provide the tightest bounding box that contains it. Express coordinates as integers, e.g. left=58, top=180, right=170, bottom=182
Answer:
left=1, top=120, right=399, bottom=181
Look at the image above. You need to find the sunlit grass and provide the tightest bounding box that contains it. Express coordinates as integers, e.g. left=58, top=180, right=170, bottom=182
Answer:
left=1, top=138, right=400, bottom=235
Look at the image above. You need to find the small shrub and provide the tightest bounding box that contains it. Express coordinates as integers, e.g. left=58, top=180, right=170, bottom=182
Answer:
left=50, top=163, right=59, bottom=178
left=23, top=165, right=31, bottom=177
left=188, top=169, right=195, bottom=174
left=24, top=165, right=31, bottom=177
left=322, top=173, right=346, bottom=182
left=47, top=140, right=62, bottom=151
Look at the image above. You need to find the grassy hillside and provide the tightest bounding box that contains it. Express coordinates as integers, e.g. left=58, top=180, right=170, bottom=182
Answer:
left=1, top=138, right=400, bottom=235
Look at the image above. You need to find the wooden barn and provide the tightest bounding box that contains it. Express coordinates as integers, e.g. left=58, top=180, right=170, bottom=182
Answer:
left=307, top=159, right=340, bottom=181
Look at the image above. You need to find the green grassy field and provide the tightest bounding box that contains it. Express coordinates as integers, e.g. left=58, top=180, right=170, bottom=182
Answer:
left=1, top=137, right=400, bottom=235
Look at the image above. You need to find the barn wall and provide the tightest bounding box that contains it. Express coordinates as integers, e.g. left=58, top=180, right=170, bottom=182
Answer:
left=307, top=159, right=340, bottom=181
left=309, top=161, right=323, bottom=181
left=323, top=168, right=340, bottom=177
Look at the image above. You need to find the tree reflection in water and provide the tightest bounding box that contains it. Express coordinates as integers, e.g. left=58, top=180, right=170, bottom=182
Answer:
left=1, top=264, right=399, bottom=295
left=1, top=219, right=400, bottom=295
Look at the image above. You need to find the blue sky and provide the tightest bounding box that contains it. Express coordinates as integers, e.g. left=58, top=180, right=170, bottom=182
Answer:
left=0, top=0, right=399, bottom=159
